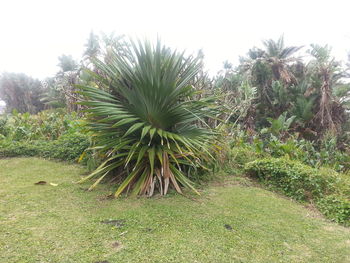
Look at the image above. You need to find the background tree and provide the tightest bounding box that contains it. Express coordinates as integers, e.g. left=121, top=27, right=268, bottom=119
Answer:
left=0, top=72, right=46, bottom=113
left=55, top=55, right=81, bottom=112
left=239, top=36, right=302, bottom=123
left=306, top=44, right=346, bottom=134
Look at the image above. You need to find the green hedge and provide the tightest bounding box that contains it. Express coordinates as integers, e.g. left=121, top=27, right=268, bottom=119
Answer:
left=316, top=194, right=350, bottom=225
left=244, top=158, right=350, bottom=225
left=0, top=133, right=90, bottom=162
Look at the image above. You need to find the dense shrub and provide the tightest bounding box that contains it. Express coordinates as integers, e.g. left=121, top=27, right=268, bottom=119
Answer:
left=0, top=133, right=90, bottom=162
left=244, top=158, right=350, bottom=225
left=0, top=141, right=40, bottom=157
left=0, top=108, right=92, bottom=164
left=0, top=109, right=83, bottom=141
left=316, top=195, right=350, bottom=225
left=48, top=134, right=90, bottom=161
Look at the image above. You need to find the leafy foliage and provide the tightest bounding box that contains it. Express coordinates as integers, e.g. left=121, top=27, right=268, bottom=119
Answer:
left=231, top=129, right=350, bottom=173
left=262, top=112, right=295, bottom=138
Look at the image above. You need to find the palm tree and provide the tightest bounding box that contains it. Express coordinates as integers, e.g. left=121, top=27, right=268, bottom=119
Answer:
left=83, top=31, right=100, bottom=62
left=307, top=44, right=345, bottom=133
left=239, top=36, right=302, bottom=121
left=55, top=55, right=81, bottom=112
left=78, top=39, right=217, bottom=197
left=262, top=36, right=302, bottom=83
left=240, top=36, right=302, bottom=83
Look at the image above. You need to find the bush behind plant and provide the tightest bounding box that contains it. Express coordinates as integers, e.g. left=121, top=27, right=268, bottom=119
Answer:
left=0, top=109, right=83, bottom=141
left=0, top=133, right=90, bottom=162
left=231, top=130, right=350, bottom=173
left=244, top=157, right=350, bottom=225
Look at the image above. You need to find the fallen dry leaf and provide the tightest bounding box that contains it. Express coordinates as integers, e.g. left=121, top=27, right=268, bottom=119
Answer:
left=34, top=181, right=47, bottom=185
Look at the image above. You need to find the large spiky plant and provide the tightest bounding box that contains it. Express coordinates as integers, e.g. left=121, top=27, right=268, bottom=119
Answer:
left=77, top=40, right=217, bottom=197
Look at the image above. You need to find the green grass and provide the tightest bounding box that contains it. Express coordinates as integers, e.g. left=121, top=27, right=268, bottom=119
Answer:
left=1, top=158, right=349, bottom=263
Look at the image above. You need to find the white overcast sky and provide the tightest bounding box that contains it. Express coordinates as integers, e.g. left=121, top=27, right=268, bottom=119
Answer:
left=0, top=0, right=349, bottom=80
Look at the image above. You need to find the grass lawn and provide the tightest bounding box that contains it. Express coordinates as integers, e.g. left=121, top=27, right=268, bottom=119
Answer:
left=1, top=158, right=349, bottom=263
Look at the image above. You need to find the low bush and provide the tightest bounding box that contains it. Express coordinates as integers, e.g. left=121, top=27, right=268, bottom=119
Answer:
left=48, top=134, right=90, bottom=161
left=0, top=133, right=90, bottom=162
left=0, top=109, right=83, bottom=141
left=0, top=141, right=40, bottom=157
left=244, top=158, right=350, bottom=225
left=316, top=195, right=350, bottom=225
